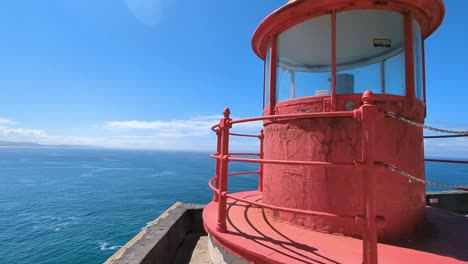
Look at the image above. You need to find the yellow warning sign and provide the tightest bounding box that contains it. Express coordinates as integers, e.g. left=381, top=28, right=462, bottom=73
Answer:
left=374, top=39, right=391, bottom=48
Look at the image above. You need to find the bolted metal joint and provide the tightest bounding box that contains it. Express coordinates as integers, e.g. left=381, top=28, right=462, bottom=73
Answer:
left=223, top=107, right=231, bottom=118
left=220, top=108, right=233, bottom=129
left=355, top=215, right=385, bottom=228
left=353, top=108, right=363, bottom=121
left=362, top=90, right=375, bottom=105
left=258, top=129, right=265, bottom=139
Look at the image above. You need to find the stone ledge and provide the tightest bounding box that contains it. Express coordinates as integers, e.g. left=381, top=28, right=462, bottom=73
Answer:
left=426, top=191, right=468, bottom=214
left=105, top=202, right=205, bottom=264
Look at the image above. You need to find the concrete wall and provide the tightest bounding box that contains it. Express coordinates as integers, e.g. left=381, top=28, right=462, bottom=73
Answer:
left=105, top=202, right=205, bottom=264
left=426, top=191, right=468, bottom=214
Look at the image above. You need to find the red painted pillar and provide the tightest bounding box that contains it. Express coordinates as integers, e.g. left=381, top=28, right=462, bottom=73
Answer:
left=216, top=108, right=232, bottom=233
left=358, top=90, right=380, bottom=264
left=331, top=11, right=337, bottom=111
left=258, top=129, right=265, bottom=192
left=213, top=129, right=222, bottom=202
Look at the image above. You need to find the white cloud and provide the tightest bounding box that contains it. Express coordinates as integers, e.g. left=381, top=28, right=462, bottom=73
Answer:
left=0, top=113, right=467, bottom=154
left=0, top=118, right=16, bottom=126
left=0, top=114, right=263, bottom=151
left=0, top=127, right=46, bottom=141
left=124, top=0, right=172, bottom=27
left=424, top=137, right=468, bottom=158
left=0, top=117, right=46, bottom=141
left=103, top=115, right=263, bottom=138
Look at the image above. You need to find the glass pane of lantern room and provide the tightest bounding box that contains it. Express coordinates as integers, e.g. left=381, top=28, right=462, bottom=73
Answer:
left=276, top=15, right=332, bottom=101
left=336, top=10, right=405, bottom=96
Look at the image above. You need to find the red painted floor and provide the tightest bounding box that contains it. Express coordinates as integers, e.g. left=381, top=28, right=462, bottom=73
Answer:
left=203, top=191, right=468, bottom=264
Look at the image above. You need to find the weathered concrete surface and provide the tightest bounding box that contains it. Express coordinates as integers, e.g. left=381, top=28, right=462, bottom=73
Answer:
left=171, top=233, right=211, bottom=264
left=207, top=234, right=249, bottom=264
left=426, top=191, right=468, bottom=214
left=105, top=202, right=205, bottom=264
left=188, top=235, right=212, bottom=264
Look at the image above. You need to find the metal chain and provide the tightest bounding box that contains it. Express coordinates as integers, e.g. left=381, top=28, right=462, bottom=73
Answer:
left=386, top=111, right=468, bottom=134
left=385, top=163, right=468, bottom=191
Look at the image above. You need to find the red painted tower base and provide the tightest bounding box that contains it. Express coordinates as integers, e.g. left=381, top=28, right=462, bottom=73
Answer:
left=262, top=95, right=427, bottom=242
left=203, top=191, right=468, bottom=264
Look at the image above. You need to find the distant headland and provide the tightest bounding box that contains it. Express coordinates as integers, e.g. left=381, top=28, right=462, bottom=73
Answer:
left=0, top=141, right=90, bottom=148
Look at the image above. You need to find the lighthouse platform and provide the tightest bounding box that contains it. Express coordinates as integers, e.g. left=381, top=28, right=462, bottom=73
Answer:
left=104, top=191, right=468, bottom=264
left=203, top=191, right=468, bottom=264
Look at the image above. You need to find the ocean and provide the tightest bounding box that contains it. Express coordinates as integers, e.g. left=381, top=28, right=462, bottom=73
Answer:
left=0, top=147, right=466, bottom=264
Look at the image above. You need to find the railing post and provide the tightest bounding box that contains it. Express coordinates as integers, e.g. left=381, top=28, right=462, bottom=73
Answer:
left=356, top=90, right=380, bottom=264
left=216, top=108, right=232, bottom=233
left=213, top=129, right=222, bottom=202
left=258, top=129, right=265, bottom=192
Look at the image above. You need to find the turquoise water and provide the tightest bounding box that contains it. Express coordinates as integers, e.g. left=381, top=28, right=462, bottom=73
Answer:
left=0, top=147, right=466, bottom=263
left=0, top=147, right=258, bottom=264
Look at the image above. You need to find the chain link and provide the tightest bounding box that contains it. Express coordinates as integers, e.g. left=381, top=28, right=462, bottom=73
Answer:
left=385, top=163, right=468, bottom=191
left=386, top=111, right=468, bottom=134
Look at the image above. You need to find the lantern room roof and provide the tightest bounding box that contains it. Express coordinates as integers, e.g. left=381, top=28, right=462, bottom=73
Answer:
left=252, top=0, right=445, bottom=60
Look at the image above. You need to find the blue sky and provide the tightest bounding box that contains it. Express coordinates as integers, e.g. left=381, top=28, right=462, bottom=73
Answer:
left=0, top=0, right=466, bottom=155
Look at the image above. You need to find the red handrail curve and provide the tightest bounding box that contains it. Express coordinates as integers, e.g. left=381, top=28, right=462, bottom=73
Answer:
left=228, top=156, right=356, bottom=168
left=425, top=158, right=468, bottom=164
left=229, top=152, right=261, bottom=156
left=424, top=134, right=468, bottom=139
left=229, top=132, right=260, bottom=138
left=212, top=111, right=355, bottom=132
left=211, top=154, right=355, bottom=168
left=230, top=111, right=355, bottom=125
left=210, top=104, right=379, bottom=264
left=210, top=101, right=468, bottom=264
left=225, top=193, right=356, bottom=220
left=208, top=177, right=355, bottom=220
left=228, top=171, right=260, bottom=177
left=424, top=133, right=468, bottom=167
left=208, top=177, right=218, bottom=194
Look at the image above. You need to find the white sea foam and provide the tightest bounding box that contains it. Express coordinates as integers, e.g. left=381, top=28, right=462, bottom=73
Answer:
left=141, top=221, right=153, bottom=230
left=80, top=167, right=153, bottom=177
left=98, top=241, right=122, bottom=251
left=32, top=215, right=80, bottom=232
left=41, top=161, right=71, bottom=165
left=151, top=170, right=176, bottom=176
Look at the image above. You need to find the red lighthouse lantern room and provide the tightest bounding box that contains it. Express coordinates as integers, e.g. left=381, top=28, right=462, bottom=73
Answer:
left=203, top=0, right=468, bottom=263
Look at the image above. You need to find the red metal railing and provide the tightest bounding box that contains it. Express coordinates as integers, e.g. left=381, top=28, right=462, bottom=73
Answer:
left=424, top=134, right=468, bottom=165
left=209, top=94, right=468, bottom=264
left=424, top=134, right=468, bottom=139
left=425, top=158, right=468, bottom=165
left=424, top=134, right=468, bottom=187
left=209, top=93, right=382, bottom=264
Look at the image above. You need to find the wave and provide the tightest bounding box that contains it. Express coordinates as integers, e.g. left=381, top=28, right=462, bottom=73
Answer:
left=31, top=215, right=80, bottom=232
left=79, top=167, right=154, bottom=177
left=98, top=241, right=122, bottom=251
left=151, top=170, right=176, bottom=177
left=41, top=161, right=72, bottom=165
